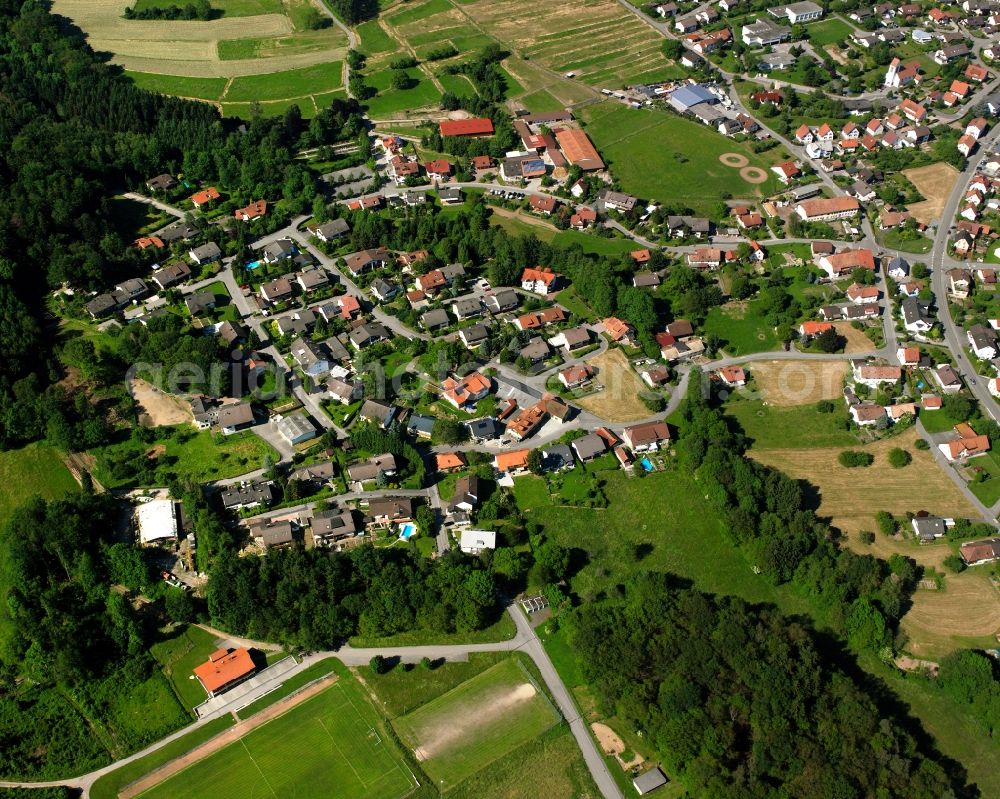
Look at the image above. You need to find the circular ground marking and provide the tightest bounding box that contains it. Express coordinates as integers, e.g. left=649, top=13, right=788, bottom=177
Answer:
left=719, top=152, right=749, bottom=167
left=740, top=166, right=768, bottom=184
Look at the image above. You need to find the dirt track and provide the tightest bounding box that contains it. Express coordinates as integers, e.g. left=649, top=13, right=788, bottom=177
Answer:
left=119, top=674, right=339, bottom=799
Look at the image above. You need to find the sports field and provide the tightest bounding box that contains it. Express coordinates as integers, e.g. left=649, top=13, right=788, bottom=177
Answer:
left=135, top=680, right=416, bottom=799
left=581, top=102, right=786, bottom=213
left=393, top=658, right=560, bottom=790
left=52, top=0, right=347, bottom=110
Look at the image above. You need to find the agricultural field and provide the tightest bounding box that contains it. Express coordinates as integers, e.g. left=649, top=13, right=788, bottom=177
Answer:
left=135, top=678, right=416, bottom=799
left=751, top=427, right=978, bottom=537
left=372, top=0, right=669, bottom=116
left=0, top=443, right=79, bottom=530
left=581, top=102, right=786, bottom=214
left=393, top=658, right=560, bottom=790
left=51, top=0, right=347, bottom=108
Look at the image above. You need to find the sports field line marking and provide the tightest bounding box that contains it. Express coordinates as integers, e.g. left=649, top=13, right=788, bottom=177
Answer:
left=241, top=738, right=279, bottom=799
left=337, top=682, right=419, bottom=789
left=317, top=716, right=369, bottom=788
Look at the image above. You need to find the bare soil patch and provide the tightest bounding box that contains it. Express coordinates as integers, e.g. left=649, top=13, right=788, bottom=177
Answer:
left=751, top=428, right=978, bottom=537
left=750, top=360, right=847, bottom=406
left=740, top=166, right=768, bottom=184
left=120, top=673, right=339, bottom=799
left=130, top=378, right=193, bottom=427
left=577, top=349, right=652, bottom=422
left=412, top=682, right=537, bottom=761
left=719, top=152, right=749, bottom=167
left=831, top=320, right=876, bottom=354
left=592, top=722, right=644, bottom=770
left=903, top=162, right=960, bottom=225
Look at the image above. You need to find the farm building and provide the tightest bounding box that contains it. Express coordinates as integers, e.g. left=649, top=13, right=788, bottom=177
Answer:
left=554, top=128, right=605, bottom=171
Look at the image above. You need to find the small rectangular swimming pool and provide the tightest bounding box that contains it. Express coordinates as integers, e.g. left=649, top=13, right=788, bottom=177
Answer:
left=399, top=522, right=416, bottom=540
left=640, top=458, right=654, bottom=472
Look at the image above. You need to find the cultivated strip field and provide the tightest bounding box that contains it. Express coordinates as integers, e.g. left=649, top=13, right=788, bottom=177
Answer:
left=134, top=679, right=416, bottom=799
left=460, top=0, right=668, bottom=87
left=52, top=0, right=347, bottom=108
left=393, top=658, right=560, bottom=790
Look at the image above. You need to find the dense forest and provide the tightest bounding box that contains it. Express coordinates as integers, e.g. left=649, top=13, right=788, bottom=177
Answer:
left=572, top=573, right=965, bottom=798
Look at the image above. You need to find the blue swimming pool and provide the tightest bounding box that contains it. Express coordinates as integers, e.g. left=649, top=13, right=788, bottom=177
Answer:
left=399, top=522, right=416, bottom=540
left=246, top=260, right=262, bottom=270
left=640, top=458, right=654, bottom=472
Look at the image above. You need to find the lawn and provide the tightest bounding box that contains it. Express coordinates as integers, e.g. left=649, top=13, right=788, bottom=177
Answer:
left=879, top=228, right=934, bottom=254
left=703, top=302, right=782, bottom=356
left=92, top=429, right=278, bottom=488
left=488, top=212, right=556, bottom=242
left=551, top=230, right=640, bottom=256
left=966, top=448, right=1000, bottom=505
left=137, top=679, right=415, bottom=799
left=513, top=470, right=810, bottom=614
left=110, top=196, right=172, bottom=238
left=348, top=612, right=516, bottom=648
left=725, top=397, right=859, bottom=448
left=447, top=724, right=601, bottom=799
left=392, top=658, right=560, bottom=790
left=150, top=625, right=222, bottom=711
left=224, top=61, right=345, bottom=102
left=365, top=652, right=512, bottom=718
left=437, top=72, right=477, bottom=98
left=806, top=17, right=853, bottom=46
left=0, top=443, right=78, bottom=530
left=581, top=101, right=785, bottom=213
left=919, top=405, right=967, bottom=433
